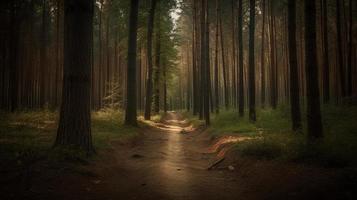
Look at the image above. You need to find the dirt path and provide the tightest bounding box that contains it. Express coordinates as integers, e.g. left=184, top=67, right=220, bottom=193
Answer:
left=15, top=112, right=347, bottom=200
left=88, top=112, right=243, bottom=200
left=29, top=112, right=243, bottom=200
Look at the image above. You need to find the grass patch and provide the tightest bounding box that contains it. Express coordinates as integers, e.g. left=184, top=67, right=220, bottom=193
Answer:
left=181, top=112, right=205, bottom=127
left=207, top=105, right=357, bottom=168
left=209, top=111, right=257, bottom=136
left=92, top=109, right=139, bottom=149
left=0, top=109, right=140, bottom=172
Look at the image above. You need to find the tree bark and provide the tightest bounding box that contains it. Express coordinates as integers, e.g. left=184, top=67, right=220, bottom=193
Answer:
left=237, top=0, right=244, bottom=116
left=214, top=0, right=219, bottom=114
left=124, top=0, right=139, bottom=126
left=288, top=0, right=302, bottom=132
left=144, top=0, right=157, bottom=120
left=305, top=0, right=323, bottom=139
left=154, top=6, right=161, bottom=113
left=248, top=0, right=256, bottom=122
left=347, top=0, right=353, bottom=96
left=261, top=0, right=266, bottom=108
left=9, top=1, right=20, bottom=112
left=219, top=6, right=229, bottom=110
left=336, top=0, right=346, bottom=97
left=322, top=0, right=330, bottom=103
left=55, top=0, right=94, bottom=153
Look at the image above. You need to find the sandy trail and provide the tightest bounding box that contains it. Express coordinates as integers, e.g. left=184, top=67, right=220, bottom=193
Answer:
left=88, top=111, right=242, bottom=200
left=17, top=112, right=342, bottom=200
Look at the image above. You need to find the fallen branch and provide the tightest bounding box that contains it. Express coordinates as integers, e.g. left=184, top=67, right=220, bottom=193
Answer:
left=207, top=157, right=225, bottom=170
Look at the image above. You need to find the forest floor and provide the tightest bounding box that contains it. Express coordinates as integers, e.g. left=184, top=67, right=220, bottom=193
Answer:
left=1, top=111, right=356, bottom=200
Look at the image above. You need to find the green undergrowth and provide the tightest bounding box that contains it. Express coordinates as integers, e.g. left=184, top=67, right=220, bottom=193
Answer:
left=0, top=108, right=140, bottom=171
left=191, top=105, right=357, bottom=168
left=92, top=109, right=139, bottom=148
left=181, top=111, right=205, bottom=127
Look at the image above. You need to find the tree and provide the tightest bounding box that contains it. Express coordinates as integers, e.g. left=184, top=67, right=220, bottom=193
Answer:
left=248, top=0, right=256, bottom=122
left=237, top=0, right=244, bottom=116
left=9, top=0, right=21, bottom=112
left=125, top=0, right=140, bottom=126
left=260, top=0, right=266, bottom=108
left=144, top=0, right=157, bottom=120
left=204, top=0, right=210, bottom=125
left=322, top=0, right=330, bottom=103
left=214, top=0, right=219, bottom=114
left=40, top=0, right=50, bottom=107
left=336, top=0, right=345, bottom=98
left=269, top=0, right=277, bottom=109
left=154, top=5, right=161, bottom=113
left=347, top=0, right=353, bottom=96
left=219, top=2, right=229, bottom=110
left=304, top=0, right=323, bottom=139
left=288, top=0, right=302, bottom=132
left=55, top=0, right=94, bottom=153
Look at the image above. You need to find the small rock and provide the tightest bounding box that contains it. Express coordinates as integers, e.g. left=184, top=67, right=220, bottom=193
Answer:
left=141, top=183, right=147, bottom=186
left=93, top=180, right=101, bottom=184
left=131, top=154, right=144, bottom=159
left=228, top=165, right=235, bottom=171
left=177, top=168, right=182, bottom=171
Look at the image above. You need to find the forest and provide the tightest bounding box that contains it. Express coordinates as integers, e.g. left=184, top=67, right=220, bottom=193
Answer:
left=0, top=0, right=356, bottom=199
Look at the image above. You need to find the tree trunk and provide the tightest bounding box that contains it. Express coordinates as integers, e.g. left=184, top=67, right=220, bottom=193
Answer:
left=248, top=0, right=256, bottom=122
left=124, top=0, right=139, bottom=126
left=261, top=0, right=266, bottom=108
left=269, top=0, right=277, bottom=109
left=219, top=5, right=229, bottom=110
left=305, top=0, right=323, bottom=139
left=288, top=0, right=302, bottom=132
left=205, top=0, right=211, bottom=124
left=322, top=0, right=330, bottom=103
left=40, top=0, right=49, bottom=107
left=154, top=7, right=161, bottom=113
left=347, top=0, right=352, bottom=96
left=9, top=1, right=20, bottom=112
left=231, top=0, right=237, bottom=108
left=237, top=0, right=244, bottom=116
left=144, top=0, right=157, bottom=120
left=336, top=0, right=346, bottom=98
left=55, top=0, right=94, bottom=153
left=214, top=0, right=219, bottom=114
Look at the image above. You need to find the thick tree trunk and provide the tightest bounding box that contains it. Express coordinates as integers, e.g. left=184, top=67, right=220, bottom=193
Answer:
left=248, top=0, right=256, bottom=122
left=144, top=0, right=157, bottom=120
left=305, top=0, right=323, bottom=139
left=288, top=0, right=302, bottom=132
left=125, top=0, right=139, bottom=126
left=55, top=0, right=94, bottom=153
